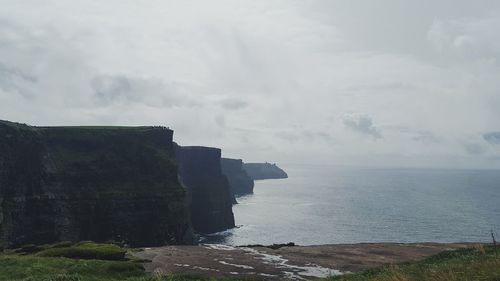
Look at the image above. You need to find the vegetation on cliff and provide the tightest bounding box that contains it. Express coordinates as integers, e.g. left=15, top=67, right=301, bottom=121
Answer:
left=328, top=245, right=500, bottom=281
left=0, top=242, right=242, bottom=281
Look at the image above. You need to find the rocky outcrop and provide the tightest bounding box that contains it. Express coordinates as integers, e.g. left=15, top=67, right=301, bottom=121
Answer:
left=243, top=163, right=288, bottom=180
left=221, top=158, right=254, bottom=198
left=0, top=120, right=193, bottom=248
left=175, top=146, right=235, bottom=234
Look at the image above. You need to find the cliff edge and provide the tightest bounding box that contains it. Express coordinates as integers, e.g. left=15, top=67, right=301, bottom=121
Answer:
left=0, top=120, right=192, bottom=248
left=175, top=146, right=235, bottom=234
left=221, top=158, right=254, bottom=197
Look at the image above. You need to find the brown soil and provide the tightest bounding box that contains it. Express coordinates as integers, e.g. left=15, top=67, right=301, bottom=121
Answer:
left=132, top=243, right=474, bottom=280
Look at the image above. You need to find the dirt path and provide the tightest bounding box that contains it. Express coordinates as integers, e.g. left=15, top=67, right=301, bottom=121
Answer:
left=132, top=243, right=473, bottom=280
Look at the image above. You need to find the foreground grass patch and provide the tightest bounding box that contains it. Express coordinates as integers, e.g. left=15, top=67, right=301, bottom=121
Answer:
left=35, top=241, right=127, bottom=261
left=0, top=254, right=244, bottom=281
left=6, top=241, right=498, bottom=281
left=0, top=241, right=245, bottom=281
left=328, top=245, right=500, bottom=281
left=0, top=254, right=144, bottom=281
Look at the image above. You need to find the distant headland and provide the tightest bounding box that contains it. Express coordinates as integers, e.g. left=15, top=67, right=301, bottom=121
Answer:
left=243, top=162, right=288, bottom=180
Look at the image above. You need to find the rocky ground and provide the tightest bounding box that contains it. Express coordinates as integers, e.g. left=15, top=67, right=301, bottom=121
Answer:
left=132, top=243, right=473, bottom=280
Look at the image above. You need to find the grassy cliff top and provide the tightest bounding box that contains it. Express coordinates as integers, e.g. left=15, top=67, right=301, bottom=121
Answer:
left=0, top=119, right=171, bottom=132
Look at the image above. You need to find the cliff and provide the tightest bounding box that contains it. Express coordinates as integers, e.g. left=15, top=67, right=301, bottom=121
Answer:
left=243, top=163, right=288, bottom=180
left=0, top=120, right=192, bottom=248
left=175, top=146, right=235, bottom=234
left=221, top=158, right=254, bottom=197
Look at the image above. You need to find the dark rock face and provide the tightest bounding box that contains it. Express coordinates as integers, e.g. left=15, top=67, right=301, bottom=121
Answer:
left=243, top=163, right=288, bottom=180
left=0, top=120, right=193, bottom=248
left=175, top=146, right=235, bottom=234
left=221, top=158, right=254, bottom=198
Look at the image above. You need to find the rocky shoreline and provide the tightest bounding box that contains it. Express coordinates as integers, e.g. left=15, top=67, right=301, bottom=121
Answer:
left=133, top=242, right=473, bottom=280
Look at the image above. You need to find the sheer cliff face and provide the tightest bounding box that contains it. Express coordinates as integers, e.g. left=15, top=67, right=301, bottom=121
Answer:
left=0, top=120, right=192, bottom=248
left=221, top=158, right=254, bottom=197
left=175, top=146, right=235, bottom=234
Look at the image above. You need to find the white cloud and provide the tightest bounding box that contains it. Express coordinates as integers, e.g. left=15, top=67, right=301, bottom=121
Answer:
left=428, top=17, right=500, bottom=62
left=0, top=0, right=499, bottom=168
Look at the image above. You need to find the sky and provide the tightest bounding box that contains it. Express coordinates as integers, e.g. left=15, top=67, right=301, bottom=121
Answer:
left=1, top=0, right=500, bottom=169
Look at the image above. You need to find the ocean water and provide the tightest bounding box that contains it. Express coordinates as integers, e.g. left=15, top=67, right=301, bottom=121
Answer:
left=205, top=164, right=500, bottom=246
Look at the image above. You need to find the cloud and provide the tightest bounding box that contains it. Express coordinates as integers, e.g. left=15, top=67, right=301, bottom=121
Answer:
left=483, top=132, right=500, bottom=145
left=463, top=143, right=485, bottom=155
left=427, top=17, right=500, bottom=62
left=274, top=130, right=332, bottom=143
left=219, top=98, right=248, bottom=110
left=91, top=75, right=197, bottom=108
left=215, top=115, right=225, bottom=127
left=0, top=1, right=500, bottom=168
left=342, top=114, right=382, bottom=139
left=0, top=63, right=36, bottom=97
left=411, top=131, right=441, bottom=144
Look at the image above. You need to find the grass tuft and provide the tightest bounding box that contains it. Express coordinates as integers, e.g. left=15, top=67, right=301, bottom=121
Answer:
left=35, top=242, right=127, bottom=261
left=328, top=245, right=500, bottom=281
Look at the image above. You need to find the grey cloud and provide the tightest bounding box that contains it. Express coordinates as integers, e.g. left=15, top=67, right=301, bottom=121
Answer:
left=274, top=130, right=332, bottom=143
left=463, top=143, right=485, bottom=155
left=427, top=17, right=500, bottom=62
left=345, top=82, right=418, bottom=93
left=215, top=115, right=225, bottom=127
left=412, top=131, right=441, bottom=144
left=385, top=126, right=440, bottom=144
left=91, top=75, right=130, bottom=104
left=0, top=63, right=36, bottom=97
left=275, top=131, right=302, bottom=142
left=483, top=132, right=500, bottom=144
left=219, top=98, right=248, bottom=110
left=342, top=114, right=382, bottom=139
left=1, top=2, right=500, bottom=168
left=91, top=75, right=197, bottom=108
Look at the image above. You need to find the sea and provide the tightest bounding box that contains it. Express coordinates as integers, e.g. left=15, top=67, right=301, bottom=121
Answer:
left=204, top=164, right=500, bottom=246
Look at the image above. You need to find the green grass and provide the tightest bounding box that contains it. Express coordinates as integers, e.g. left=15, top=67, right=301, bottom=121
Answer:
left=35, top=241, right=127, bottom=261
left=0, top=253, right=240, bottom=281
left=0, top=242, right=245, bottom=281
left=0, top=254, right=145, bottom=281
left=4, top=241, right=499, bottom=281
left=327, top=245, right=500, bottom=281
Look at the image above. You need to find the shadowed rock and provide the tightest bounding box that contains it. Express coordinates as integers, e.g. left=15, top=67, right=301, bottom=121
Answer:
left=175, top=145, right=235, bottom=234
left=243, top=162, right=288, bottom=180
left=0, top=120, right=193, bottom=248
left=221, top=158, right=254, bottom=200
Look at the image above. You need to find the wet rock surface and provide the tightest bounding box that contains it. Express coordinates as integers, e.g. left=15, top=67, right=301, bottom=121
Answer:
left=133, top=243, right=472, bottom=280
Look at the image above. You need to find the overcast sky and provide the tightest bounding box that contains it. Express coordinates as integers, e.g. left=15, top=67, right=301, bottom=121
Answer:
left=1, top=0, right=500, bottom=168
